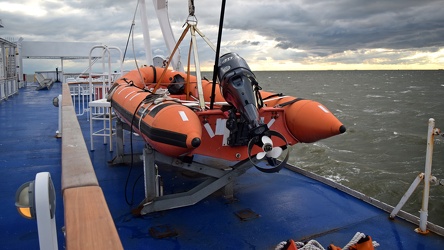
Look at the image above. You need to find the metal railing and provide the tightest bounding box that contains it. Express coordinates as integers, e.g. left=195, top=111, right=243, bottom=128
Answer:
left=390, top=118, right=444, bottom=234
left=0, top=77, right=19, bottom=102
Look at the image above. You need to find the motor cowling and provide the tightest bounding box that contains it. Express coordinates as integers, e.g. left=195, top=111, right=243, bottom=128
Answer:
left=218, top=53, right=289, bottom=173
left=218, top=52, right=265, bottom=135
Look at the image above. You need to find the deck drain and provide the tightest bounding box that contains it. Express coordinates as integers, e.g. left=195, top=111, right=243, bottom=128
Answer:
left=149, top=224, right=178, bottom=239
left=234, top=208, right=260, bottom=221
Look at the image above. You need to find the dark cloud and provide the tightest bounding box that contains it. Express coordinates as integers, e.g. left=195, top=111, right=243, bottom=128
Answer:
left=239, top=40, right=260, bottom=46
left=1, top=0, right=443, bottom=72
left=225, top=0, right=444, bottom=58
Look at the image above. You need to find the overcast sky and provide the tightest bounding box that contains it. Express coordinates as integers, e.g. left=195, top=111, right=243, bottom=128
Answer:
left=1, top=0, right=444, bottom=73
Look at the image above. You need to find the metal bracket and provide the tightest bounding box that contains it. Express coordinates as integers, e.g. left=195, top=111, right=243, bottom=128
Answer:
left=109, top=118, right=142, bottom=165
left=134, top=148, right=253, bottom=215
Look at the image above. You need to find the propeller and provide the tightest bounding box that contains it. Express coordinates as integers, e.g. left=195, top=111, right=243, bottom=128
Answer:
left=256, top=136, right=283, bottom=160
left=247, top=130, right=289, bottom=173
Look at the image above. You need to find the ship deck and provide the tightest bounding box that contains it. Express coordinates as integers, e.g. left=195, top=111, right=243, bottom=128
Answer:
left=2, top=82, right=444, bottom=249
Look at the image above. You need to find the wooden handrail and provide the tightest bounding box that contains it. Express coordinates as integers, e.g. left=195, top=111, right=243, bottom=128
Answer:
left=61, top=83, right=123, bottom=249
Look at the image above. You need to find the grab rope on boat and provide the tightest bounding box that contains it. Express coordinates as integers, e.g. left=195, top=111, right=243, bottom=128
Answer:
left=276, top=97, right=305, bottom=108
left=262, top=93, right=284, bottom=100
left=261, top=93, right=304, bottom=108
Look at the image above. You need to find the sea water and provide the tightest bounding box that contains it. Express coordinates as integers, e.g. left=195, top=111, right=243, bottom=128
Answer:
left=251, top=70, right=444, bottom=226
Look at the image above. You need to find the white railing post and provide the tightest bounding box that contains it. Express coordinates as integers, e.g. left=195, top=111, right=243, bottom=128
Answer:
left=56, top=94, right=62, bottom=138
left=34, top=172, right=58, bottom=250
left=390, top=118, right=442, bottom=235
left=416, top=118, right=439, bottom=233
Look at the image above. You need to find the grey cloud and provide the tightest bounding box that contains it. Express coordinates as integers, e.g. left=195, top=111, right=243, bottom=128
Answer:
left=240, top=40, right=260, bottom=46
left=218, top=0, right=444, bottom=59
left=1, top=0, right=443, bottom=72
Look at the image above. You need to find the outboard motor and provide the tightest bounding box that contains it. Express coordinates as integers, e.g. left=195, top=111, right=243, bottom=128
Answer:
left=218, top=52, right=267, bottom=136
left=218, top=53, right=289, bottom=173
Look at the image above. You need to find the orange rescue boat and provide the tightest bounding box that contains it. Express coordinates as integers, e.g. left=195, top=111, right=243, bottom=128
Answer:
left=108, top=52, right=345, bottom=172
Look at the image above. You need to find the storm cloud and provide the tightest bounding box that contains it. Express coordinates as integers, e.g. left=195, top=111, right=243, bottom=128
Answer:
left=1, top=0, right=443, bottom=71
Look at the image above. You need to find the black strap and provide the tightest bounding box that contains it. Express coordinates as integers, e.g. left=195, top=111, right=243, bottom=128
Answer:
left=150, top=65, right=157, bottom=83
left=277, top=97, right=304, bottom=107
left=252, top=79, right=264, bottom=108
left=262, top=93, right=283, bottom=101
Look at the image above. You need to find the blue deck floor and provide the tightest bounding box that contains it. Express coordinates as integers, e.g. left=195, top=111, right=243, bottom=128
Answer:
left=2, top=83, right=444, bottom=249
left=0, top=83, right=64, bottom=249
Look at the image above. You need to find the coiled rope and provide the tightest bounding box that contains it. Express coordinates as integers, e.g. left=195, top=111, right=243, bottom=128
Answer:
left=275, top=232, right=379, bottom=250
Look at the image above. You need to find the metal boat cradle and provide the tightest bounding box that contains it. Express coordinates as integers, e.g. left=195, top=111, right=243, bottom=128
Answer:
left=108, top=53, right=345, bottom=214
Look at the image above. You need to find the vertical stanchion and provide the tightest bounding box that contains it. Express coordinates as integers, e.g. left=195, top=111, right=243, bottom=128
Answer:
left=34, top=172, right=58, bottom=250
left=390, top=118, right=442, bottom=235
left=416, top=118, right=436, bottom=234
left=55, top=94, right=62, bottom=138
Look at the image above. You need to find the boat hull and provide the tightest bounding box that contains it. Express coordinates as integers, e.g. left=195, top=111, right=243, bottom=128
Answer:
left=260, top=92, right=346, bottom=143
left=110, top=66, right=345, bottom=160
left=110, top=84, right=202, bottom=157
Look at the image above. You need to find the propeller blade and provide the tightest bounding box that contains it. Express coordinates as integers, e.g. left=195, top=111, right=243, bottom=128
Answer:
left=267, top=147, right=282, bottom=158
left=261, top=135, right=272, bottom=146
left=247, top=130, right=289, bottom=173
left=256, top=151, right=267, bottom=160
